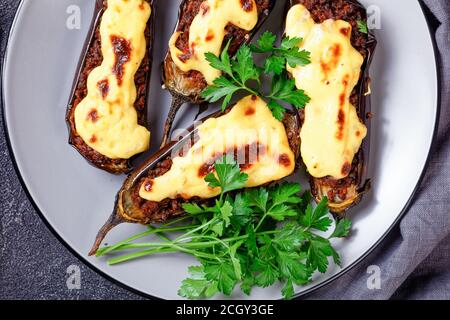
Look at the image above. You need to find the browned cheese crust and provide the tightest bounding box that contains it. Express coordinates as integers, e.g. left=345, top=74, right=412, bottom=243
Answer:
left=129, top=113, right=300, bottom=223
left=163, top=0, right=273, bottom=102
left=292, top=0, right=374, bottom=213
left=66, top=0, right=153, bottom=174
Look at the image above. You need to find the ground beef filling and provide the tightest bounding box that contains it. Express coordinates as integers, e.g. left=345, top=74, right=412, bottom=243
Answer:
left=294, top=0, right=369, bottom=191
left=172, top=0, right=272, bottom=89
left=68, top=0, right=151, bottom=171
left=130, top=159, right=197, bottom=222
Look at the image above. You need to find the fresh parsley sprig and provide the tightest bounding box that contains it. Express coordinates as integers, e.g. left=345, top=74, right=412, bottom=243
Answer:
left=251, top=31, right=311, bottom=75
left=357, top=20, right=369, bottom=34
left=201, top=32, right=311, bottom=121
left=96, top=157, right=352, bottom=300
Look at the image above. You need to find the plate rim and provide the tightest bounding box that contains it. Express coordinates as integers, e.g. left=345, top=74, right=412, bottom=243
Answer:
left=0, top=0, right=441, bottom=300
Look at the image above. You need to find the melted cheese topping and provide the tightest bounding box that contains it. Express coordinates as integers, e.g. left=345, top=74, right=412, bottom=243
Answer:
left=139, top=96, right=295, bottom=202
left=168, top=0, right=258, bottom=85
left=74, top=0, right=151, bottom=159
left=286, top=4, right=366, bottom=179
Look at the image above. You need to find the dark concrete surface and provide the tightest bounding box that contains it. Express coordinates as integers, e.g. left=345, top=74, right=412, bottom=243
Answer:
left=0, top=0, right=141, bottom=300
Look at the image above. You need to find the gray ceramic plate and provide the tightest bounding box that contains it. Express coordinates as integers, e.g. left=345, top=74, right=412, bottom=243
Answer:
left=2, top=0, right=439, bottom=299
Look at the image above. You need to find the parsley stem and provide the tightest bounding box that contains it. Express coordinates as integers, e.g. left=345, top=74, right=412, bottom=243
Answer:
left=101, top=229, right=280, bottom=257
left=173, top=218, right=218, bottom=242
left=104, top=234, right=248, bottom=253
left=161, top=215, right=194, bottom=226
left=103, top=228, right=285, bottom=265
left=107, top=243, right=220, bottom=265
left=239, top=83, right=259, bottom=97
left=96, top=225, right=197, bottom=257
left=254, top=211, right=269, bottom=232
left=254, top=202, right=280, bottom=232
left=107, top=247, right=177, bottom=265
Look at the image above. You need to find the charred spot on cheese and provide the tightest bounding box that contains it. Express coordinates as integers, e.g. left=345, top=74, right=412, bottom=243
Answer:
left=201, top=2, right=210, bottom=16
left=245, top=107, right=256, bottom=116
left=205, top=30, right=215, bottom=42
left=336, top=109, right=345, bottom=140
left=168, top=0, right=258, bottom=85
left=111, top=36, right=132, bottom=86
left=341, top=162, right=351, bottom=176
left=74, top=0, right=151, bottom=160
left=286, top=4, right=366, bottom=179
left=198, top=141, right=265, bottom=177
left=278, top=154, right=291, bottom=167
left=320, top=43, right=342, bottom=79
left=143, top=179, right=153, bottom=192
left=178, top=50, right=194, bottom=63
left=139, top=96, right=295, bottom=202
left=89, top=135, right=97, bottom=143
left=87, top=109, right=99, bottom=122
left=241, top=0, right=254, bottom=12
left=340, top=27, right=350, bottom=37
left=97, top=79, right=110, bottom=99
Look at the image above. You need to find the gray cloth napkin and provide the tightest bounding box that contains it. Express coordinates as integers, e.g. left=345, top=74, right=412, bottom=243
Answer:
left=307, top=0, right=450, bottom=300
left=0, top=0, right=448, bottom=299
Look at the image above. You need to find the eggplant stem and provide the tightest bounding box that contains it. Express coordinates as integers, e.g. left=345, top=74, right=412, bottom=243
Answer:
left=88, top=211, right=125, bottom=256
left=160, top=95, right=187, bottom=148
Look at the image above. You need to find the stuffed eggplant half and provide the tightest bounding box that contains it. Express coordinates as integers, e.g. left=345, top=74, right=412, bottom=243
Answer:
left=160, top=0, right=275, bottom=147
left=66, top=0, right=154, bottom=174
left=89, top=95, right=301, bottom=255
left=285, top=0, right=377, bottom=215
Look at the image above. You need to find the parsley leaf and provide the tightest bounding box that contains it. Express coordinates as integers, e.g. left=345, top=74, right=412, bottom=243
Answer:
left=102, top=159, right=352, bottom=301
left=280, top=37, right=303, bottom=50
left=233, top=45, right=260, bottom=84
left=201, top=76, right=240, bottom=111
left=219, top=200, right=233, bottom=227
left=357, top=20, right=368, bottom=34
left=240, top=274, right=254, bottom=296
left=182, top=203, right=206, bottom=215
left=244, top=224, right=259, bottom=258
left=300, top=197, right=333, bottom=232
left=244, top=187, right=269, bottom=212
left=270, top=74, right=310, bottom=109
left=284, top=48, right=311, bottom=68
left=229, top=194, right=253, bottom=229
left=273, top=222, right=306, bottom=251
left=277, top=251, right=310, bottom=285
left=267, top=100, right=286, bottom=121
left=205, top=155, right=248, bottom=194
left=307, top=236, right=335, bottom=273
left=204, top=262, right=238, bottom=296
left=330, top=218, right=352, bottom=238
left=255, top=31, right=277, bottom=52
left=202, top=32, right=311, bottom=119
left=178, top=266, right=218, bottom=299
left=205, top=39, right=233, bottom=76
left=251, top=258, right=279, bottom=288
left=264, top=55, right=286, bottom=75
left=270, top=183, right=302, bottom=206
left=281, top=280, right=295, bottom=300
left=267, top=204, right=298, bottom=221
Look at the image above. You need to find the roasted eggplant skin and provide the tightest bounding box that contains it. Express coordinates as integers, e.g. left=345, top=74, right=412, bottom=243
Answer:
left=66, top=0, right=155, bottom=174
left=288, top=0, right=377, bottom=215
left=162, top=0, right=276, bottom=103
left=160, top=0, right=276, bottom=147
left=89, top=108, right=301, bottom=255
